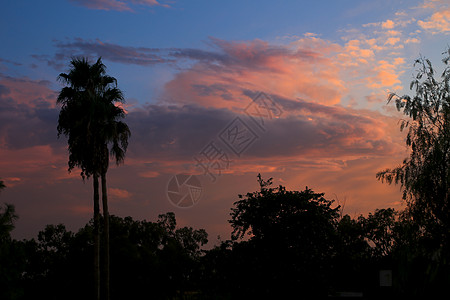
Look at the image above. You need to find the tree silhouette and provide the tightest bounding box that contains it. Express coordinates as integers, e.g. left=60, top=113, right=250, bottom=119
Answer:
left=0, top=203, right=17, bottom=243
left=57, top=57, right=130, bottom=300
left=0, top=181, right=23, bottom=300
left=7, top=213, right=208, bottom=299
left=228, top=174, right=340, bottom=297
left=97, top=71, right=130, bottom=300
left=377, top=49, right=450, bottom=253
left=0, top=182, right=17, bottom=242
left=363, top=208, right=397, bottom=258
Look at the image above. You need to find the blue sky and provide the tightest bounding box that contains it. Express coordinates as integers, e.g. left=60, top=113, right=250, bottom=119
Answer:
left=1, top=0, right=450, bottom=243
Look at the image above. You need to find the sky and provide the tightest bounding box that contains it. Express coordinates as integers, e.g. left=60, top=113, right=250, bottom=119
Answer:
left=1, top=0, right=450, bottom=245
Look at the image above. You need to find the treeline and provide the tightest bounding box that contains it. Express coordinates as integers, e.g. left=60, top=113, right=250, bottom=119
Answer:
left=203, top=176, right=450, bottom=298
left=0, top=211, right=207, bottom=299
left=1, top=177, right=449, bottom=299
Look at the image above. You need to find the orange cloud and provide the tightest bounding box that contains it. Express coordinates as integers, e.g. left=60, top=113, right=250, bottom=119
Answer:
left=382, top=19, right=396, bottom=29
left=405, top=37, right=420, bottom=43
left=418, top=8, right=450, bottom=34
left=365, top=59, right=403, bottom=90
left=109, top=188, right=133, bottom=200
left=384, top=37, right=401, bottom=46
left=284, top=155, right=406, bottom=216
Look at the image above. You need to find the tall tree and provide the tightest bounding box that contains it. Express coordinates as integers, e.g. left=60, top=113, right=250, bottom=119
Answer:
left=57, top=57, right=130, bottom=300
left=377, top=49, right=450, bottom=251
left=98, top=77, right=130, bottom=300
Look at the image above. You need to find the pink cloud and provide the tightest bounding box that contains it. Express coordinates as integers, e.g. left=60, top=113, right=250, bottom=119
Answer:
left=45, top=35, right=406, bottom=97
left=0, top=75, right=56, bottom=108
left=2, top=177, right=21, bottom=188
left=164, top=38, right=345, bottom=109
left=119, top=95, right=404, bottom=188
left=0, top=76, right=61, bottom=151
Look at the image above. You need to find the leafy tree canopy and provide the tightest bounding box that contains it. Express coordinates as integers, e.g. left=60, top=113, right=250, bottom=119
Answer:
left=230, top=174, right=340, bottom=244
left=377, top=49, right=450, bottom=244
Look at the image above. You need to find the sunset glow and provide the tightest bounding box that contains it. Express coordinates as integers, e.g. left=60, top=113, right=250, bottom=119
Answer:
left=1, top=0, right=449, bottom=244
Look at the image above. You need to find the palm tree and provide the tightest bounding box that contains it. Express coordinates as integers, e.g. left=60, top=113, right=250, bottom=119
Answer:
left=57, top=57, right=130, bottom=300
left=57, top=58, right=103, bottom=300
left=97, top=85, right=130, bottom=300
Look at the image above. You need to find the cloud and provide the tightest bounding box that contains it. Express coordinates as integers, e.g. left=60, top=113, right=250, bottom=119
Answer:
left=0, top=75, right=60, bottom=150
left=22, top=34, right=409, bottom=178
left=384, top=37, right=401, bottom=46
left=363, top=19, right=397, bottom=29
left=2, top=177, right=21, bottom=188
left=0, top=58, right=22, bottom=71
left=33, top=38, right=172, bottom=68
left=340, top=39, right=375, bottom=63
left=162, top=37, right=346, bottom=109
left=365, top=59, right=404, bottom=90
left=0, top=75, right=72, bottom=192
left=37, top=34, right=406, bottom=101
left=362, top=16, right=413, bottom=30
left=44, top=37, right=322, bottom=71
left=405, top=37, right=420, bottom=43
left=69, top=0, right=170, bottom=11
left=420, top=0, right=447, bottom=10
left=382, top=19, right=396, bottom=29
left=125, top=104, right=235, bottom=162
left=123, top=97, right=400, bottom=178
left=109, top=188, right=133, bottom=200
left=418, top=9, right=450, bottom=34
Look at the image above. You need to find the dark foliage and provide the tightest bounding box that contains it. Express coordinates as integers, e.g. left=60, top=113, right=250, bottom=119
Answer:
left=376, top=50, right=450, bottom=296
left=1, top=176, right=450, bottom=298
left=0, top=213, right=207, bottom=300
left=377, top=49, right=450, bottom=251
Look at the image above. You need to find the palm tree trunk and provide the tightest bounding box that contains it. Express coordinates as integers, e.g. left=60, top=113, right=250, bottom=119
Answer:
left=93, top=174, right=101, bottom=300
left=101, top=171, right=110, bottom=300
